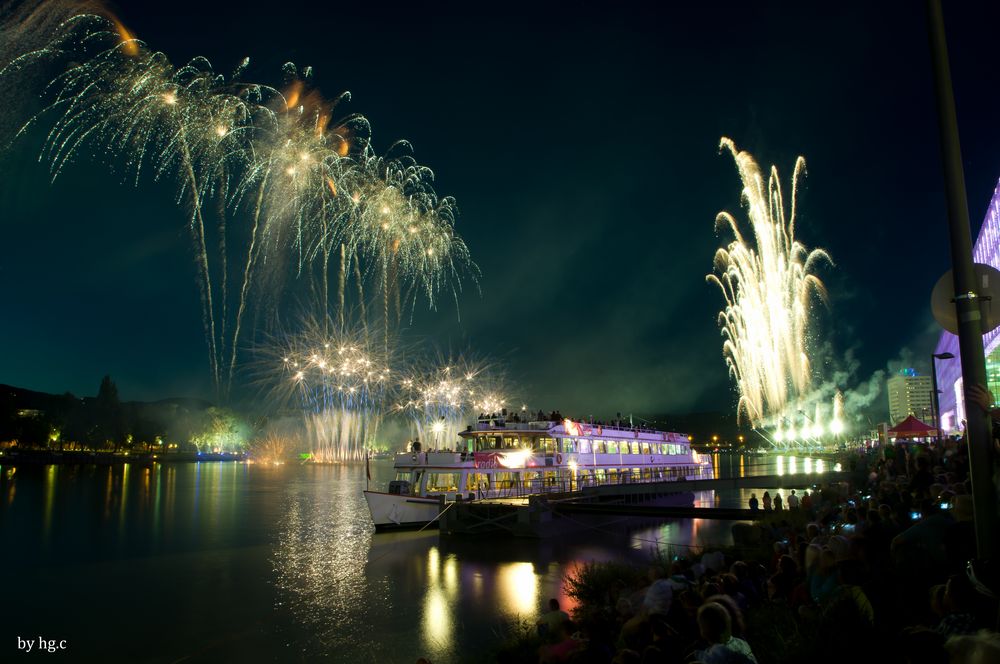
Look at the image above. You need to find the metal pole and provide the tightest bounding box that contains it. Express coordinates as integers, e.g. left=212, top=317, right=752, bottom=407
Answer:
left=927, top=0, right=998, bottom=560
left=930, top=356, right=942, bottom=443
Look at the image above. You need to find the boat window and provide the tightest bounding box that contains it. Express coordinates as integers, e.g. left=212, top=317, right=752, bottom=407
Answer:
left=606, top=440, right=619, bottom=454
left=395, top=472, right=410, bottom=482
left=578, top=439, right=591, bottom=454
left=540, top=437, right=556, bottom=453
left=495, top=471, right=515, bottom=489
left=630, top=442, right=641, bottom=455
left=641, top=442, right=651, bottom=455
left=427, top=473, right=459, bottom=493
left=562, top=438, right=576, bottom=454
left=503, top=436, right=519, bottom=448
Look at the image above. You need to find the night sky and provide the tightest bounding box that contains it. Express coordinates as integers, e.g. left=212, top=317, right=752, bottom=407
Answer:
left=2, top=0, right=1000, bottom=420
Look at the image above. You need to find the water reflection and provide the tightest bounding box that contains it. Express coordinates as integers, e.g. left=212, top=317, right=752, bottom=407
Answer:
left=629, top=516, right=736, bottom=554
left=1, top=453, right=814, bottom=663
left=270, top=465, right=386, bottom=659
left=496, top=562, right=538, bottom=617
left=423, top=585, right=451, bottom=651
left=772, top=454, right=830, bottom=478
left=43, top=465, right=56, bottom=542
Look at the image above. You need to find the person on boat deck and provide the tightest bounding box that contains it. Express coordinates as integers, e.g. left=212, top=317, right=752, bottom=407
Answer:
left=411, top=440, right=422, bottom=452
left=762, top=491, right=772, bottom=511
left=748, top=493, right=759, bottom=512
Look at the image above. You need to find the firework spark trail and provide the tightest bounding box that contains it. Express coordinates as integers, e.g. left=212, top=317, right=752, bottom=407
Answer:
left=707, top=137, right=831, bottom=427
left=349, top=147, right=475, bottom=350
left=394, top=357, right=509, bottom=449
left=3, top=11, right=478, bottom=399
left=225, top=70, right=369, bottom=392
left=258, top=318, right=394, bottom=462
left=21, top=21, right=255, bottom=389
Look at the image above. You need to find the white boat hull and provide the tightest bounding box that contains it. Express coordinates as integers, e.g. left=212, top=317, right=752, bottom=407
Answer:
left=363, top=490, right=444, bottom=530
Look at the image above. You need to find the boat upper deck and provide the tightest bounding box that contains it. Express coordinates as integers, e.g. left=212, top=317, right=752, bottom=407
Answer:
left=462, top=418, right=690, bottom=444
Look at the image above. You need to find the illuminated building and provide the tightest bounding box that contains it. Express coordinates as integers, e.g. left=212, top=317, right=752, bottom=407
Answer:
left=886, top=370, right=933, bottom=424
left=934, top=178, right=1000, bottom=433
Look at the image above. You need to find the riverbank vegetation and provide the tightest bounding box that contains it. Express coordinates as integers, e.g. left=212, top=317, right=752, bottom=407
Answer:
left=0, top=377, right=251, bottom=454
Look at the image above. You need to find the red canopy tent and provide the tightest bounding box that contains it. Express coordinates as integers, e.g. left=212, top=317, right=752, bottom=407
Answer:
left=887, top=414, right=937, bottom=439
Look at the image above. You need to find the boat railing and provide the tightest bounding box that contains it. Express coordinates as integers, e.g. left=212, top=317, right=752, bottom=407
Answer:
left=474, top=420, right=553, bottom=431
left=471, top=420, right=677, bottom=437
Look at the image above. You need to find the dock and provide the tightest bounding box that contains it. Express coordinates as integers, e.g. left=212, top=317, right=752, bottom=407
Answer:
left=437, top=472, right=852, bottom=537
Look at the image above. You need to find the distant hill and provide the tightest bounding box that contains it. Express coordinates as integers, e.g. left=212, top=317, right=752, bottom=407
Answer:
left=0, top=384, right=78, bottom=411
left=0, top=384, right=213, bottom=411
left=144, top=396, right=215, bottom=411
left=0, top=382, right=231, bottom=448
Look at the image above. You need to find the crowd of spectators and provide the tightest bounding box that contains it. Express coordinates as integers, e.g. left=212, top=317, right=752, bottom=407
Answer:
left=525, top=435, right=999, bottom=663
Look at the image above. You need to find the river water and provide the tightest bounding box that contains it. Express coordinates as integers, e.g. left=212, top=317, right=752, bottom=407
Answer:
left=0, top=452, right=835, bottom=663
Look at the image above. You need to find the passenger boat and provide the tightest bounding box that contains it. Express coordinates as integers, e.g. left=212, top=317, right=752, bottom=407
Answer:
left=363, top=416, right=712, bottom=530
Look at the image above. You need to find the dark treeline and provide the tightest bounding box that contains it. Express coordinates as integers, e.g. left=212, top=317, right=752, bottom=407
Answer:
left=0, top=377, right=243, bottom=451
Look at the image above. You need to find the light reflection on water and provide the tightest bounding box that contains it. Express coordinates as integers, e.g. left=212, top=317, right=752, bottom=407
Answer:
left=0, top=452, right=822, bottom=663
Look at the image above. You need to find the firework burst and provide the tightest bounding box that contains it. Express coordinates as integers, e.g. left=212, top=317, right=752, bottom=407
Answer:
left=257, top=317, right=393, bottom=463
left=2, top=11, right=477, bottom=399
left=394, top=356, right=510, bottom=449
left=707, top=137, right=831, bottom=426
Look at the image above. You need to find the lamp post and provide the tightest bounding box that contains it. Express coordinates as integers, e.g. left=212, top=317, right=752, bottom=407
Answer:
left=931, top=351, right=954, bottom=443
left=927, top=0, right=997, bottom=560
